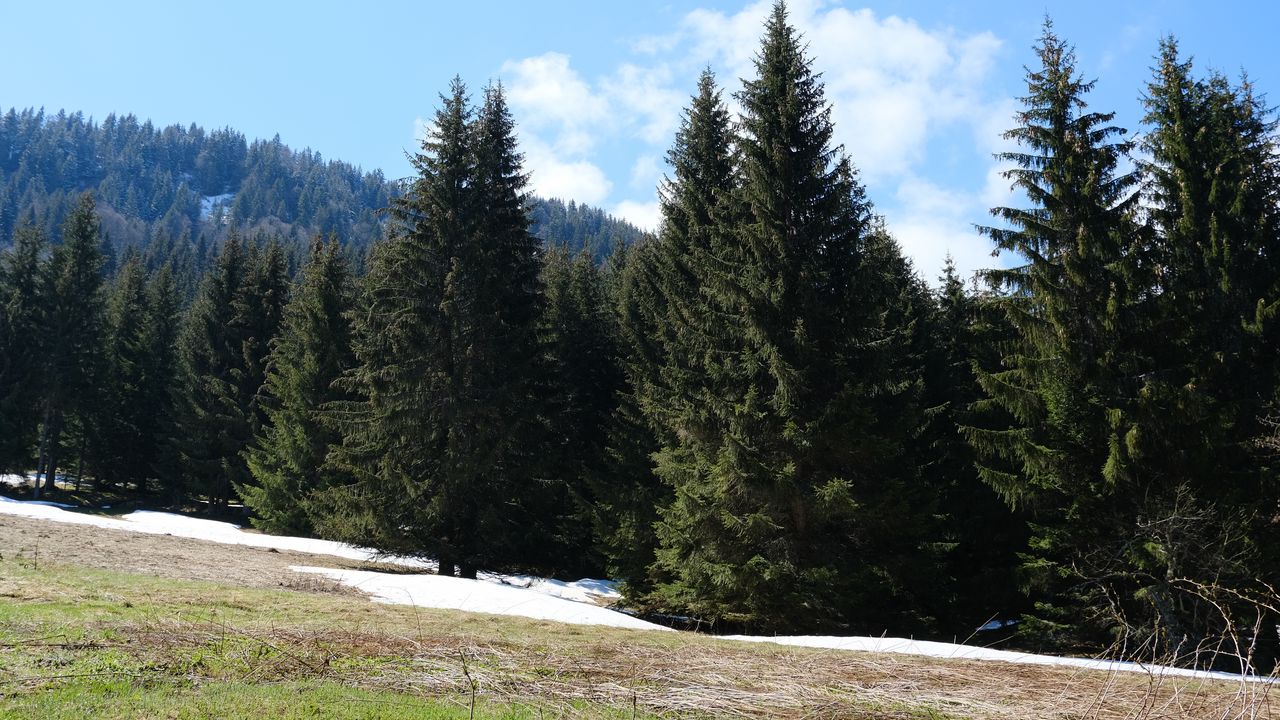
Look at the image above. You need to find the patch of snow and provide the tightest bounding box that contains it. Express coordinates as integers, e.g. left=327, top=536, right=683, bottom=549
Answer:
left=291, top=566, right=661, bottom=631
left=0, top=496, right=1268, bottom=681
left=0, top=497, right=617, bottom=606
left=0, top=474, right=28, bottom=488
left=485, top=573, right=621, bottom=603
left=200, top=193, right=234, bottom=219
left=722, top=635, right=1261, bottom=682
left=0, top=497, right=433, bottom=568
left=22, top=499, right=78, bottom=508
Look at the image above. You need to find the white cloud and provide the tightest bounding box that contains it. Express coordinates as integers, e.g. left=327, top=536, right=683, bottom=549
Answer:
left=614, top=198, right=662, bottom=232
left=888, top=177, right=996, bottom=284
left=603, top=63, right=686, bottom=145
left=520, top=134, right=612, bottom=206
left=498, top=2, right=1015, bottom=279
left=412, top=116, right=432, bottom=145
left=629, top=155, right=663, bottom=189
left=502, top=52, right=609, bottom=156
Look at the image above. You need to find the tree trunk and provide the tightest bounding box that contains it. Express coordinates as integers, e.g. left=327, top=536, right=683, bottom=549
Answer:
left=459, top=563, right=477, bottom=580
left=74, top=431, right=87, bottom=492
left=438, top=556, right=457, bottom=578
left=35, top=402, right=63, bottom=499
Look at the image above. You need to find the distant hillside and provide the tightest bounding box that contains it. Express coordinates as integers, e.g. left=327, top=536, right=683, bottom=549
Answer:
left=0, top=107, right=645, bottom=260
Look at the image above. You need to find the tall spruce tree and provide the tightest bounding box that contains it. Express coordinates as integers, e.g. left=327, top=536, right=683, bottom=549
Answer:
left=607, top=70, right=739, bottom=596
left=541, top=246, right=628, bottom=575
left=1117, top=40, right=1280, bottom=658
left=96, top=251, right=154, bottom=488
left=166, top=233, right=252, bottom=505
left=243, top=237, right=355, bottom=535
left=916, top=258, right=1029, bottom=633
left=0, top=225, right=48, bottom=472
left=323, top=80, right=545, bottom=578
left=650, top=4, right=924, bottom=632
left=139, top=265, right=182, bottom=491
left=963, top=23, right=1145, bottom=651
left=33, top=193, right=107, bottom=497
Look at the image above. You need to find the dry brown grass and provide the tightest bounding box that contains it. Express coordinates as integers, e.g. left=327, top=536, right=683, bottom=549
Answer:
left=10, top=612, right=1270, bottom=719
left=1, top=512, right=1276, bottom=719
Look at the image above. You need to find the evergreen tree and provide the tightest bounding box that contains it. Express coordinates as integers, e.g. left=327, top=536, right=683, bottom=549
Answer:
left=1112, top=39, right=1280, bottom=658
left=963, top=23, right=1144, bottom=651
left=322, top=80, right=545, bottom=577
left=139, top=265, right=182, bottom=491
left=243, top=237, right=355, bottom=534
left=95, top=250, right=153, bottom=488
left=166, top=233, right=253, bottom=506
left=32, top=193, right=107, bottom=497
left=915, top=258, right=1029, bottom=633
left=236, top=239, right=289, bottom=446
left=541, top=246, right=626, bottom=575
left=0, top=225, right=48, bottom=472
left=649, top=4, right=923, bottom=632
left=595, top=240, right=669, bottom=591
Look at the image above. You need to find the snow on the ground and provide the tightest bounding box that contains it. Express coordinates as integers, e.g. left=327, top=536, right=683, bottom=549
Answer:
left=292, top=566, right=661, bottom=630
left=0, top=496, right=619, bottom=605
left=0, top=495, right=1266, bottom=680
left=723, top=635, right=1259, bottom=682
left=199, top=193, right=234, bottom=219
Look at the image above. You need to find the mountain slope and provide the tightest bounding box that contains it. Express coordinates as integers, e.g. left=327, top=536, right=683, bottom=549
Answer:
left=0, top=107, right=644, bottom=260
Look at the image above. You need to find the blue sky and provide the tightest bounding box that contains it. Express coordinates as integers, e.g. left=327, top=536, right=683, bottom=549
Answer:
left=3, top=1, right=1276, bottom=280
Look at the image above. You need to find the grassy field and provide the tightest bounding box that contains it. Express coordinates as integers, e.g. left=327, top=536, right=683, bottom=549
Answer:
left=0, top=518, right=1274, bottom=718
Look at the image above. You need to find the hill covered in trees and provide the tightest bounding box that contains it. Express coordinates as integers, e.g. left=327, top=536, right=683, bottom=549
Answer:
left=0, top=108, right=643, bottom=265
left=2, top=2, right=1278, bottom=676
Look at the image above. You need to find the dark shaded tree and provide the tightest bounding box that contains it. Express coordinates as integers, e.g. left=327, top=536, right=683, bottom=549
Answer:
left=0, top=225, right=48, bottom=471
left=33, top=193, right=107, bottom=497
left=322, top=81, right=546, bottom=578
left=243, top=237, right=355, bottom=534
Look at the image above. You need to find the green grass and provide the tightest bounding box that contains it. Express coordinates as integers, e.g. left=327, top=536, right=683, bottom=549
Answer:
left=0, top=559, right=734, bottom=719
left=3, top=555, right=1250, bottom=719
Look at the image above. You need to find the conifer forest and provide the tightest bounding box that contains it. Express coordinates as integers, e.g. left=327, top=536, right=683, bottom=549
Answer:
left=2, top=4, right=1278, bottom=671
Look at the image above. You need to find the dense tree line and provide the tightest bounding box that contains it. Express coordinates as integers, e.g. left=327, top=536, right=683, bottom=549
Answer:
left=0, top=108, right=641, bottom=271
left=1, top=4, right=1277, bottom=671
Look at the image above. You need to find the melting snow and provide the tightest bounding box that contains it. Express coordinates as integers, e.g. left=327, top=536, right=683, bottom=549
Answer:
left=200, top=193, right=234, bottom=219
left=722, top=635, right=1257, bottom=682
left=0, top=495, right=1265, bottom=680
left=291, top=566, right=660, bottom=630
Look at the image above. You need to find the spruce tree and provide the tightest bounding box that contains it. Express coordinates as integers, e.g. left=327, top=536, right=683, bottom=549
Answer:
left=541, top=246, right=627, bottom=575
left=597, top=240, right=669, bottom=591
left=166, top=233, right=252, bottom=505
left=96, top=251, right=153, bottom=488
left=235, top=239, right=289, bottom=474
left=33, top=193, right=107, bottom=497
left=963, top=23, right=1144, bottom=650
left=140, top=265, right=182, bottom=492
left=323, top=80, right=545, bottom=577
left=0, top=225, right=48, bottom=472
left=916, top=258, right=1029, bottom=632
left=243, top=237, right=355, bottom=534
left=1117, top=40, right=1280, bottom=656
left=650, top=4, right=924, bottom=631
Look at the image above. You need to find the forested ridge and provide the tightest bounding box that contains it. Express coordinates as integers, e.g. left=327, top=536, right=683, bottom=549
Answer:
left=0, top=107, right=642, bottom=272
left=2, top=3, right=1278, bottom=673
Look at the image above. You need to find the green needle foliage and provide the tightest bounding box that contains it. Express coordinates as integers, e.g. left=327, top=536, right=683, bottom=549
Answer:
left=320, top=81, right=546, bottom=578
left=243, top=237, right=355, bottom=535
left=644, top=4, right=931, bottom=633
